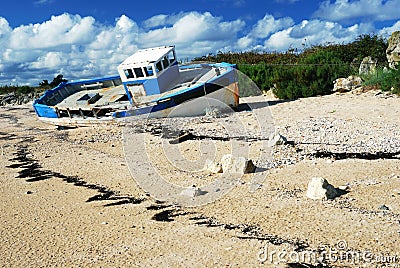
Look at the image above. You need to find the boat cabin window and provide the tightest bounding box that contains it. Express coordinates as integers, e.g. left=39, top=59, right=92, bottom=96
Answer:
left=155, top=61, right=163, bottom=73
left=167, top=50, right=176, bottom=64
left=144, top=65, right=154, bottom=77
left=124, top=69, right=135, bottom=79
left=162, top=56, right=169, bottom=69
left=134, top=67, right=144, bottom=78
left=154, top=48, right=176, bottom=74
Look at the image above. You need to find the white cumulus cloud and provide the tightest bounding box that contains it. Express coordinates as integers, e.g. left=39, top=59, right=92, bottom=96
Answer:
left=264, top=19, right=374, bottom=51
left=250, top=14, right=294, bottom=39
left=139, top=12, right=245, bottom=56
left=378, top=20, right=400, bottom=38
left=314, top=0, right=400, bottom=22
left=30, top=52, right=67, bottom=69
left=8, top=13, right=97, bottom=50
left=0, top=12, right=246, bottom=85
left=143, top=14, right=170, bottom=29
left=236, top=14, right=294, bottom=50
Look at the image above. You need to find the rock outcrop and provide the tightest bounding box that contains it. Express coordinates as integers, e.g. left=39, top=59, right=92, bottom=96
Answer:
left=359, top=56, right=377, bottom=75
left=333, top=76, right=363, bottom=93
left=386, top=31, right=400, bottom=69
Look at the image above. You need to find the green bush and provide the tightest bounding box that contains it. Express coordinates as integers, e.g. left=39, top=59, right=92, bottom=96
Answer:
left=194, top=50, right=299, bottom=65
left=303, top=34, right=387, bottom=67
left=363, top=67, right=400, bottom=94
left=195, top=33, right=388, bottom=99
left=17, top=86, right=33, bottom=94
left=272, top=50, right=351, bottom=99
left=236, top=49, right=353, bottom=99
left=0, top=74, right=67, bottom=96
left=237, top=63, right=275, bottom=96
left=0, top=85, right=37, bottom=95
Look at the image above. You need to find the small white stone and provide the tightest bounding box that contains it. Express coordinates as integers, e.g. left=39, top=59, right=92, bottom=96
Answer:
left=306, top=177, right=339, bottom=200
left=204, top=159, right=222, bottom=174
left=268, top=132, right=287, bottom=147
left=180, top=187, right=207, bottom=197
left=221, top=154, right=255, bottom=174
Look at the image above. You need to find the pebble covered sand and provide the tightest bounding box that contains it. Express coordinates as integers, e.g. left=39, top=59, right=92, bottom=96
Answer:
left=0, top=90, right=399, bottom=267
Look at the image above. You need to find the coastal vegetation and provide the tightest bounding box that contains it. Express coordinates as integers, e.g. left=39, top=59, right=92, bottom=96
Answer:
left=0, top=74, right=67, bottom=95
left=362, top=67, right=400, bottom=95
left=195, top=33, right=399, bottom=98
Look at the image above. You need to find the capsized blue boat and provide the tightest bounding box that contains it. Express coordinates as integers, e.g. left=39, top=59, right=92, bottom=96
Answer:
left=33, top=45, right=239, bottom=126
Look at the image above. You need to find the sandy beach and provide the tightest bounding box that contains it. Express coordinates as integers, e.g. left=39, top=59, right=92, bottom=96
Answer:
left=1, top=91, right=399, bottom=267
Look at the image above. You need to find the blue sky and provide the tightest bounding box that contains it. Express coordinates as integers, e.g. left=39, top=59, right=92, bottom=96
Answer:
left=1, top=0, right=400, bottom=85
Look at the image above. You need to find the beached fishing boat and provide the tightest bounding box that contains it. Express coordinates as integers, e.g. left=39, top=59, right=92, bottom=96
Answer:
left=33, top=45, right=239, bottom=126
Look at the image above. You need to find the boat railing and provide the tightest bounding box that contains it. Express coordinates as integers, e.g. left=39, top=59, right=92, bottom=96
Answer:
left=81, top=82, right=103, bottom=89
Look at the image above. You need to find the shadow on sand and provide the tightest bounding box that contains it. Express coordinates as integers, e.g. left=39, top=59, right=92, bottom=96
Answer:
left=236, top=99, right=296, bottom=112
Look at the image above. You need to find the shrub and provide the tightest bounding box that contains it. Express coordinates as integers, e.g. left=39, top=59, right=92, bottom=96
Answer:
left=363, top=67, right=400, bottom=94
left=17, top=86, right=34, bottom=94
left=237, top=63, right=275, bottom=96
left=272, top=49, right=351, bottom=99
left=195, top=33, right=388, bottom=99
left=0, top=85, right=37, bottom=95
left=304, top=34, right=387, bottom=67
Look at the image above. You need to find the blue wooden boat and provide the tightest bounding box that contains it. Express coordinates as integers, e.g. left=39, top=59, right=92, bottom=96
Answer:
left=33, top=46, right=239, bottom=126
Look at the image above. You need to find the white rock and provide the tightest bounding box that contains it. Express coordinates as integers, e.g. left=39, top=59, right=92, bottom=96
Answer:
left=204, top=159, right=223, bottom=173
left=359, top=56, right=377, bottom=75
left=333, top=76, right=363, bottom=93
left=306, top=177, right=339, bottom=200
left=221, top=154, right=256, bottom=174
left=268, top=132, right=287, bottom=147
left=386, top=31, right=400, bottom=69
left=180, top=186, right=207, bottom=197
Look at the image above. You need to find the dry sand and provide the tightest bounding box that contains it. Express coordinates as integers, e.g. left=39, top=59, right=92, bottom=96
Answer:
left=0, top=91, right=399, bottom=267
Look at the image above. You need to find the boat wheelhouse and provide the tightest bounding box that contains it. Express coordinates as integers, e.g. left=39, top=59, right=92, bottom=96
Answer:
left=118, top=45, right=178, bottom=98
